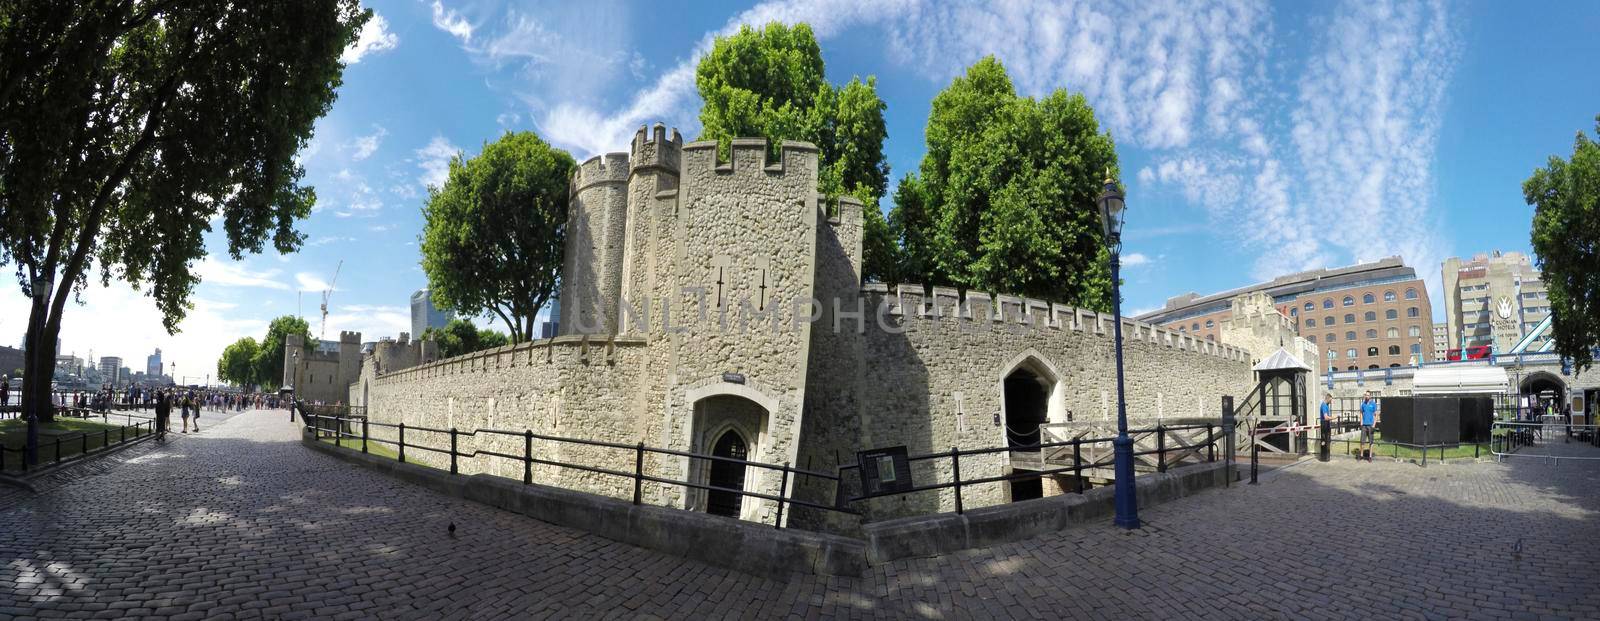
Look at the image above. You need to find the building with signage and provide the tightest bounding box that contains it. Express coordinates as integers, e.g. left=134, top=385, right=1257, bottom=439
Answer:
left=1440, top=251, right=1549, bottom=354
left=1137, top=256, right=1433, bottom=369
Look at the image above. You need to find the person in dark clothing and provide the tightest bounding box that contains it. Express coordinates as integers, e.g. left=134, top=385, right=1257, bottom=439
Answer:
left=154, top=392, right=170, bottom=441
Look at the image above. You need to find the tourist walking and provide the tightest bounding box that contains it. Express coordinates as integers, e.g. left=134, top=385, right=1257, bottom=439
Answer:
left=180, top=391, right=192, bottom=433
left=1358, top=393, right=1378, bottom=462
left=0, top=375, right=9, bottom=410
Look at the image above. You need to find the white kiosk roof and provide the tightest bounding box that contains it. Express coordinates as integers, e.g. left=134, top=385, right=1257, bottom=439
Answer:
left=1412, top=365, right=1509, bottom=395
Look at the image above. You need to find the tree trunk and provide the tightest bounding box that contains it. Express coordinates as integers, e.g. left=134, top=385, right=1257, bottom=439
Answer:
left=21, top=293, right=59, bottom=424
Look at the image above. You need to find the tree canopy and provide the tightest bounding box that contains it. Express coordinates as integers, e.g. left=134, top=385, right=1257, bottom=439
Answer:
left=254, top=315, right=313, bottom=390
left=1525, top=115, right=1600, bottom=372
left=890, top=57, right=1118, bottom=309
left=420, top=319, right=511, bottom=359
left=0, top=1, right=366, bottom=420
left=420, top=131, right=573, bottom=342
left=695, top=22, right=896, bottom=281
left=217, top=337, right=261, bottom=388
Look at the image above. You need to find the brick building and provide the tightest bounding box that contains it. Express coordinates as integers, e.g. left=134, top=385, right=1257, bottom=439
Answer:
left=1137, top=257, right=1433, bottom=369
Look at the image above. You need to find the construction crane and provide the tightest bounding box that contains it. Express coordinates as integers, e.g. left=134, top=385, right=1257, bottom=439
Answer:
left=319, top=259, right=342, bottom=339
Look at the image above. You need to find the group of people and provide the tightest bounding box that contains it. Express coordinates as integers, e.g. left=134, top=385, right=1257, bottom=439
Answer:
left=152, top=389, right=204, bottom=439
left=1318, top=392, right=1380, bottom=462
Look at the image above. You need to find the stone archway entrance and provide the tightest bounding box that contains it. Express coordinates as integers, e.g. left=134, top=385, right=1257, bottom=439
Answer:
left=1521, top=372, right=1566, bottom=402
left=706, top=430, right=749, bottom=518
left=1003, top=367, right=1050, bottom=501
left=687, top=392, right=770, bottom=521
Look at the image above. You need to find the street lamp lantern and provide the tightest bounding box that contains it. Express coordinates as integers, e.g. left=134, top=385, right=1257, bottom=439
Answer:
left=1094, top=169, right=1139, bottom=531
left=1097, top=172, right=1127, bottom=247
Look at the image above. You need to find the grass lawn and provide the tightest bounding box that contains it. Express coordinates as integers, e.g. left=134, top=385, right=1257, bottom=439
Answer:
left=1330, top=432, right=1490, bottom=460
left=0, top=416, right=152, bottom=472
left=316, top=435, right=403, bottom=461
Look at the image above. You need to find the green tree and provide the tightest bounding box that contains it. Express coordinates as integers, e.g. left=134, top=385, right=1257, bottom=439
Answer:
left=420, top=319, right=510, bottom=358
left=254, top=316, right=313, bottom=390
left=0, top=2, right=366, bottom=421
left=1525, top=115, right=1600, bottom=372
left=695, top=22, right=896, bottom=281
left=217, top=337, right=261, bottom=388
left=890, top=57, right=1117, bottom=309
left=420, top=132, right=573, bottom=342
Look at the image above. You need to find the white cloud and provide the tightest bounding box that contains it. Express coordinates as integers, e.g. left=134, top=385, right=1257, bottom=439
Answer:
left=296, top=272, right=337, bottom=292
left=431, top=1, right=474, bottom=43
left=194, top=258, right=289, bottom=290
left=323, top=303, right=411, bottom=341
left=1121, top=252, right=1151, bottom=267
left=348, top=125, right=387, bottom=161
left=342, top=13, right=400, bottom=64
left=496, top=112, right=521, bottom=127
left=414, top=136, right=460, bottom=190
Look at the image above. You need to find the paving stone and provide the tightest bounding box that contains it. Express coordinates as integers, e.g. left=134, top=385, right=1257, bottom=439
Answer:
left=3, top=408, right=1599, bottom=619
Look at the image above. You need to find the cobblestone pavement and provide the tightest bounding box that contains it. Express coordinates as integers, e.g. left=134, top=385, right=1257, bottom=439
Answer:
left=3, top=409, right=1598, bottom=620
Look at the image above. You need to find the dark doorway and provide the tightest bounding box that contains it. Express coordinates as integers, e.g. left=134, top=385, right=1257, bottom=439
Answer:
left=706, top=430, right=748, bottom=518
left=1004, top=367, right=1048, bottom=502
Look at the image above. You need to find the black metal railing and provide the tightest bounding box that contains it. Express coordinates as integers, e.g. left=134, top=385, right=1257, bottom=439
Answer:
left=0, top=417, right=156, bottom=474
left=841, top=422, right=1227, bottom=514
left=300, top=412, right=857, bottom=528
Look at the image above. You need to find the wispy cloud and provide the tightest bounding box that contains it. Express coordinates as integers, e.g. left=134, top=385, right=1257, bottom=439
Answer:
left=414, top=136, right=460, bottom=190
left=1121, top=252, right=1152, bottom=267
left=431, top=1, right=473, bottom=43
left=342, top=13, right=400, bottom=64
left=348, top=125, right=388, bottom=161
left=195, top=258, right=289, bottom=290
left=296, top=272, right=337, bottom=292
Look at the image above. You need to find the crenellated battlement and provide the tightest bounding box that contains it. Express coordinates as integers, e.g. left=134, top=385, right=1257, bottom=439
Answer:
left=630, top=123, right=682, bottom=174
left=339, top=330, right=361, bottom=344
left=820, top=194, right=864, bottom=226
left=861, top=283, right=1252, bottom=363
left=681, top=138, right=819, bottom=177
left=571, top=152, right=631, bottom=194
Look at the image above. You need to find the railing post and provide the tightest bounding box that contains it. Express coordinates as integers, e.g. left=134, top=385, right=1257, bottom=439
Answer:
left=361, top=417, right=369, bottom=454
left=632, top=442, right=644, bottom=505
left=398, top=423, right=406, bottom=464
left=336, top=413, right=343, bottom=447
left=1421, top=442, right=1427, bottom=467
left=1222, top=396, right=1236, bottom=487
left=1207, top=424, right=1215, bottom=462
left=1156, top=424, right=1167, bottom=473
left=1072, top=439, right=1083, bottom=494
left=523, top=430, right=533, bottom=485
left=950, top=447, right=963, bottom=514
left=1248, top=439, right=1259, bottom=485
left=775, top=462, right=790, bottom=529
left=449, top=427, right=458, bottom=474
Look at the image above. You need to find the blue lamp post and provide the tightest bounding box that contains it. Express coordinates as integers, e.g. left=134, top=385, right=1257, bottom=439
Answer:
left=1097, top=172, right=1140, bottom=530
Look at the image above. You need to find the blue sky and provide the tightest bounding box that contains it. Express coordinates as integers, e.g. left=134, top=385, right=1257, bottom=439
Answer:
left=6, top=0, right=1599, bottom=383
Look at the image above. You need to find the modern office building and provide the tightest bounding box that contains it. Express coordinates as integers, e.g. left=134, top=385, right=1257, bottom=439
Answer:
left=99, top=356, right=123, bottom=384
left=1440, top=251, right=1549, bottom=354
left=1137, top=256, right=1434, bottom=369
left=410, top=289, right=454, bottom=338
left=538, top=298, right=560, bottom=339
left=147, top=348, right=162, bottom=377
left=1432, top=323, right=1450, bottom=361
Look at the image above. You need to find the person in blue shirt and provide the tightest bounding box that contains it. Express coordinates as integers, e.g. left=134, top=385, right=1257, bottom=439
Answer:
left=1319, top=394, right=1334, bottom=461
left=1358, top=393, right=1378, bottom=462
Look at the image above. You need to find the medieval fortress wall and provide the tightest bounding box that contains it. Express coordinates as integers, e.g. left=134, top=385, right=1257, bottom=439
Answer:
left=351, top=123, right=1258, bottom=531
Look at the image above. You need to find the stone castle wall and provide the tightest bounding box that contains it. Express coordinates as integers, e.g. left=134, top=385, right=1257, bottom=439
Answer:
left=353, top=124, right=1258, bottom=533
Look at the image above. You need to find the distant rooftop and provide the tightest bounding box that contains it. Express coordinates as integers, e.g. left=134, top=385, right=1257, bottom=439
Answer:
left=1136, top=256, right=1419, bottom=324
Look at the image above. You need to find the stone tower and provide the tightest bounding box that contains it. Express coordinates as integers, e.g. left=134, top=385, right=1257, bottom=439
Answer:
left=561, top=150, right=631, bottom=335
